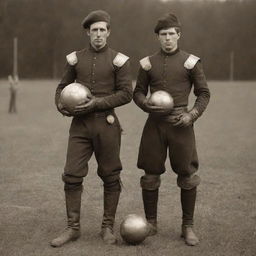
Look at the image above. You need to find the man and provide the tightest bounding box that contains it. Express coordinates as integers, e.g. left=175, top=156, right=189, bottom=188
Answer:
left=51, top=10, right=132, bottom=247
left=8, top=75, right=19, bottom=113
left=133, top=13, right=210, bottom=246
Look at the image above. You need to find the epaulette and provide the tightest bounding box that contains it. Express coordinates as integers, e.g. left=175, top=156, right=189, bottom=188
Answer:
left=184, top=54, right=200, bottom=69
left=140, top=56, right=151, bottom=71
left=66, top=51, right=78, bottom=66
left=113, top=53, right=129, bottom=67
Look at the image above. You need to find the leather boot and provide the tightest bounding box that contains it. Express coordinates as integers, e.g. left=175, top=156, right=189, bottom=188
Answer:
left=180, top=187, right=199, bottom=245
left=100, top=226, right=116, bottom=245
left=181, top=226, right=199, bottom=246
left=50, top=188, right=82, bottom=247
left=142, top=189, right=158, bottom=236
left=101, top=190, right=120, bottom=244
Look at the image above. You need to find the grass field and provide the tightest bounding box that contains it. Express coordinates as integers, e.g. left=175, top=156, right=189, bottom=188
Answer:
left=0, top=80, right=255, bottom=256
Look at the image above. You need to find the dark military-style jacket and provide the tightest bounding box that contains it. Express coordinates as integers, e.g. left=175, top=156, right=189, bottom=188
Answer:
left=133, top=48, right=210, bottom=115
left=56, top=44, right=133, bottom=111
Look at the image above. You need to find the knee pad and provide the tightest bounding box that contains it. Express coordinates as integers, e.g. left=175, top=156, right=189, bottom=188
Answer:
left=101, top=174, right=121, bottom=192
left=140, top=174, right=161, bottom=191
left=62, top=174, right=83, bottom=191
left=177, top=174, right=201, bottom=190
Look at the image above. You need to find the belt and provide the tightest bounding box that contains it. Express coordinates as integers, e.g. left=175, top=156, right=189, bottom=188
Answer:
left=87, top=109, right=115, bottom=118
left=149, top=106, right=187, bottom=121
left=169, top=106, right=187, bottom=115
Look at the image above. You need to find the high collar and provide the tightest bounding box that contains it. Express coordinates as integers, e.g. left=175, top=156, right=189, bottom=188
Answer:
left=89, top=44, right=108, bottom=53
left=160, top=47, right=180, bottom=56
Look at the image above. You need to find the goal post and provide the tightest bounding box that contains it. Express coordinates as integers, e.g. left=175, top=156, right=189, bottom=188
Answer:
left=13, top=37, right=18, bottom=78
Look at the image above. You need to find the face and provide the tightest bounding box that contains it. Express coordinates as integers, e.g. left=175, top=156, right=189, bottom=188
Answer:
left=87, top=21, right=110, bottom=50
left=157, top=27, right=180, bottom=53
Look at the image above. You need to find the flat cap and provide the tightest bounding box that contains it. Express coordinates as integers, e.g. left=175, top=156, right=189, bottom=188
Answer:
left=82, top=10, right=110, bottom=29
left=154, top=13, right=181, bottom=34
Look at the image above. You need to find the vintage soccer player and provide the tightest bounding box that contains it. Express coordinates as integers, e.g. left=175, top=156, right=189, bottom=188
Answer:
left=51, top=10, right=132, bottom=247
left=133, top=12, right=210, bottom=246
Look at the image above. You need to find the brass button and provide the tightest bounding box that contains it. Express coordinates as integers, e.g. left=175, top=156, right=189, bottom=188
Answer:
left=106, top=115, right=115, bottom=124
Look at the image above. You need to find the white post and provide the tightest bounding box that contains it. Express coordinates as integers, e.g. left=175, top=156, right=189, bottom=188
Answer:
left=229, top=51, right=234, bottom=81
left=13, top=37, right=18, bottom=78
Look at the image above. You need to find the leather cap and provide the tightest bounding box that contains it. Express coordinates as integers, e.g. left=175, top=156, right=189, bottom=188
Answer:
left=154, top=13, right=181, bottom=34
left=82, top=10, right=110, bottom=29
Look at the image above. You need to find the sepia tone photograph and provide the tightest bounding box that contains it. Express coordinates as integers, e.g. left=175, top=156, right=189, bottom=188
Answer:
left=0, top=0, right=255, bottom=255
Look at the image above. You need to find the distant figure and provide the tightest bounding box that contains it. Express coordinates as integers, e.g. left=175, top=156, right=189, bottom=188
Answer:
left=8, top=75, right=19, bottom=113
left=133, top=13, right=210, bottom=246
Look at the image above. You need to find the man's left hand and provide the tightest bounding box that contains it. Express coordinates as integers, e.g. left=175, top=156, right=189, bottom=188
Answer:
left=72, top=97, right=98, bottom=115
left=172, top=109, right=199, bottom=127
left=172, top=112, right=193, bottom=127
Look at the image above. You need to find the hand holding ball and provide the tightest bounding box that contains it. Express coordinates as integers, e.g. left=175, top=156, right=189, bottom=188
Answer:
left=60, top=83, right=92, bottom=112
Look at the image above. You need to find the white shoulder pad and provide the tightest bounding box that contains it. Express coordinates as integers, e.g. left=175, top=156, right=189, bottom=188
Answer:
left=66, top=51, right=78, bottom=66
left=113, top=53, right=129, bottom=67
left=184, top=54, right=200, bottom=69
left=139, top=56, right=151, bottom=71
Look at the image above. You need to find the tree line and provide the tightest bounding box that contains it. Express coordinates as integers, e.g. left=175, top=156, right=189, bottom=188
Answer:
left=1, top=0, right=255, bottom=80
